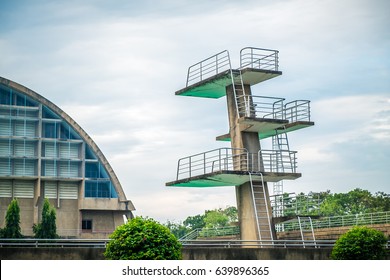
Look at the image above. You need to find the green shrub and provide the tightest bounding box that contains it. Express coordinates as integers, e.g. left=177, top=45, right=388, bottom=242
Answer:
left=331, top=226, right=388, bottom=260
left=2, top=199, right=23, bottom=238
left=33, top=198, right=59, bottom=239
left=104, top=217, right=182, bottom=260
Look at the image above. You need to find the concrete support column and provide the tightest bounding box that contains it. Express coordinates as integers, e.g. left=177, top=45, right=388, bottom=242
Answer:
left=226, top=84, right=275, bottom=242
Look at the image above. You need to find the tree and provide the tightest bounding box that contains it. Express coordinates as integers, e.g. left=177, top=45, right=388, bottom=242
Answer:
left=104, top=217, right=182, bottom=260
left=320, top=188, right=386, bottom=216
left=331, top=226, right=388, bottom=260
left=204, top=209, right=229, bottom=229
left=222, top=206, right=238, bottom=224
left=2, top=199, right=23, bottom=238
left=33, top=198, right=59, bottom=238
left=183, top=214, right=205, bottom=230
left=165, top=220, right=189, bottom=238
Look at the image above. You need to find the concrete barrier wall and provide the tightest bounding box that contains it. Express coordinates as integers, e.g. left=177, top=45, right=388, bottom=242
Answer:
left=1, top=247, right=388, bottom=260
left=0, top=247, right=106, bottom=260
left=182, top=247, right=332, bottom=260
left=0, top=247, right=332, bottom=260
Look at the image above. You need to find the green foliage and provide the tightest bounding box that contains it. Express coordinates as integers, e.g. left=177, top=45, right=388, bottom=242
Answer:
left=281, top=188, right=390, bottom=217
left=204, top=210, right=229, bottom=229
left=165, top=220, right=189, bottom=238
left=183, top=214, right=206, bottom=230
left=204, top=206, right=238, bottom=229
left=33, top=199, right=59, bottom=239
left=331, top=226, right=388, bottom=260
left=282, top=191, right=328, bottom=216
left=320, top=188, right=390, bottom=216
left=2, top=199, right=23, bottom=238
left=104, top=217, right=182, bottom=260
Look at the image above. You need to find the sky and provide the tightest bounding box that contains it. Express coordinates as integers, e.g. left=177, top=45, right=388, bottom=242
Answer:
left=1, top=0, right=389, bottom=223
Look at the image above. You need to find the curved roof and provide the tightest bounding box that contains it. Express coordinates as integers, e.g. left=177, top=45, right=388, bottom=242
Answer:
left=0, top=76, right=129, bottom=203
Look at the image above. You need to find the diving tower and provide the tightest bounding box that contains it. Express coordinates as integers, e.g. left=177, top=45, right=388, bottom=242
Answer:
left=166, top=47, right=314, bottom=244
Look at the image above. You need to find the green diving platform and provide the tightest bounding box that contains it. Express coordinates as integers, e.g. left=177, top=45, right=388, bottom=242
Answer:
left=176, top=68, right=282, bottom=99
left=166, top=170, right=301, bottom=187
left=165, top=147, right=301, bottom=188
left=175, top=48, right=282, bottom=99
left=216, top=120, right=315, bottom=141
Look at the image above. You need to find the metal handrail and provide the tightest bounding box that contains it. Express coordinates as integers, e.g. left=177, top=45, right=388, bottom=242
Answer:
left=186, top=50, right=231, bottom=87
left=236, top=95, right=285, bottom=119
left=280, top=211, right=390, bottom=232
left=240, top=47, right=279, bottom=71
left=176, top=148, right=298, bottom=180
left=259, top=149, right=297, bottom=173
left=176, top=148, right=248, bottom=180
left=180, top=239, right=336, bottom=248
left=235, top=95, right=311, bottom=122
left=1, top=238, right=389, bottom=249
left=0, top=238, right=110, bottom=248
left=284, top=100, right=311, bottom=122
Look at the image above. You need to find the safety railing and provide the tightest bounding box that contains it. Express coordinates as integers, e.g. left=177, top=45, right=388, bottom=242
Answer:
left=235, top=96, right=312, bottom=123
left=0, top=238, right=110, bottom=248
left=236, top=95, right=285, bottom=118
left=284, top=100, right=311, bottom=122
left=259, top=150, right=297, bottom=173
left=186, top=50, right=232, bottom=87
left=180, top=239, right=335, bottom=248
left=240, top=47, right=279, bottom=71
left=176, top=148, right=298, bottom=180
left=176, top=148, right=248, bottom=180
left=278, top=211, right=390, bottom=232
left=1, top=238, right=388, bottom=249
left=179, top=228, right=203, bottom=241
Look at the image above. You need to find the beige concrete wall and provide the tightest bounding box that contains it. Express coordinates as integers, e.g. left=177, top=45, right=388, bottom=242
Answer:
left=0, top=247, right=388, bottom=260
left=0, top=198, right=35, bottom=236
left=0, top=247, right=333, bottom=260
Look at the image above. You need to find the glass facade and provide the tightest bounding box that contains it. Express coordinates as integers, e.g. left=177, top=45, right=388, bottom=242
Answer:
left=0, top=83, right=117, bottom=199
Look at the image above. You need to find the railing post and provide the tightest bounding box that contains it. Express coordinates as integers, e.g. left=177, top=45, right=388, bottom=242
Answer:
left=203, top=152, right=206, bottom=175
left=200, top=62, right=202, bottom=81
left=189, top=157, right=192, bottom=178
left=216, top=55, right=218, bottom=75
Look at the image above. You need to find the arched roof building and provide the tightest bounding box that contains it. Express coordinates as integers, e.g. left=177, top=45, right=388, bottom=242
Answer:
left=0, top=76, right=134, bottom=238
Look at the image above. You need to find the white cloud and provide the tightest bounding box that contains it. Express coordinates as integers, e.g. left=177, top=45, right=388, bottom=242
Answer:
left=1, top=0, right=389, bottom=221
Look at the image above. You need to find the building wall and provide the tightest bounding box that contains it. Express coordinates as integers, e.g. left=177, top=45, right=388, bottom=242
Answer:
left=0, top=76, right=134, bottom=238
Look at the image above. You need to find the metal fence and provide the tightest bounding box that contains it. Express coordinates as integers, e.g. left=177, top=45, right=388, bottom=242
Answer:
left=280, top=211, right=390, bottom=232
left=0, top=238, right=109, bottom=248
left=240, top=47, right=279, bottom=71
left=1, top=238, right=389, bottom=249
left=186, top=50, right=231, bottom=87
left=176, top=147, right=298, bottom=180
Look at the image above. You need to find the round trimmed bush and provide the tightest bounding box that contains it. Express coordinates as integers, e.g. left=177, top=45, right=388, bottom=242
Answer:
left=104, top=217, right=182, bottom=260
left=331, top=226, right=388, bottom=260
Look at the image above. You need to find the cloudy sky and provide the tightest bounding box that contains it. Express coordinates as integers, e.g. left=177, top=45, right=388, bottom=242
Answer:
left=1, top=0, right=389, bottom=222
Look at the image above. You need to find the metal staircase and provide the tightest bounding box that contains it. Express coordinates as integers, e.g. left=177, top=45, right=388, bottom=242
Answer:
left=297, top=216, right=317, bottom=248
left=249, top=173, right=274, bottom=245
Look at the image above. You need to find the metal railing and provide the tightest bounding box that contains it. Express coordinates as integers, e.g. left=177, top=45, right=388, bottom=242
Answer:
left=1, top=238, right=389, bottom=249
left=235, top=95, right=311, bottom=122
left=260, top=150, right=297, bottom=173
left=284, top=100, right=311, bottom=122
left=240, top=47, right=279, bottom=71
left=236, top=95, right=285, bottom=118
left=180, top=239, right=335, bottom=248
left=280, top=211, right=390, bottom=232
left=176, top=148, right=298, bottom=180
left=185, top=47, right=280, bottom=89
left=176, top=148, right=247, bottom=180
left=0, top=238, right=110, bottom=248
left=186, top=50, right=231, bottom=87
